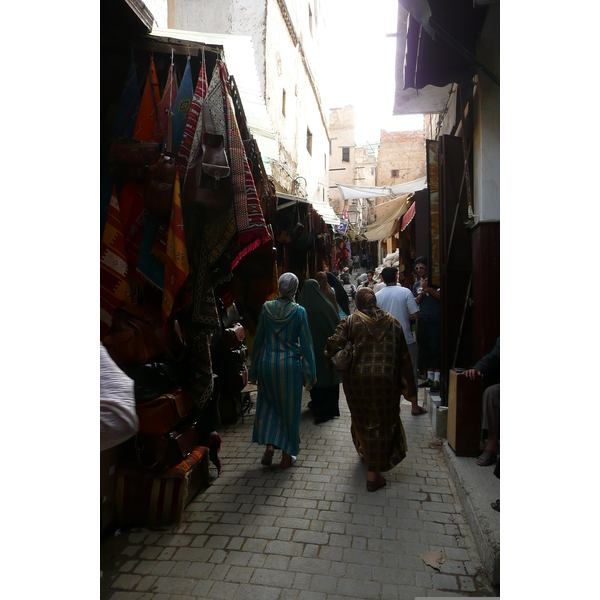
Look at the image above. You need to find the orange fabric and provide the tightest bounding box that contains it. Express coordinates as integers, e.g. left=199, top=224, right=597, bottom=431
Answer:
left=133, top=58, right=160, bottom=141
left=161, top=171, right=189, bottom=323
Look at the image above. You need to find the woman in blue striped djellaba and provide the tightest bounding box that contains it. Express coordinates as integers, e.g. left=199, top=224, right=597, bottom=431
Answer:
left=250, top=273, right=317, bottom=469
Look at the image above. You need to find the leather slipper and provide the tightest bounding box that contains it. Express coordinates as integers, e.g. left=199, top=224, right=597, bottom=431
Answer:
left=477, top=450, right=497, bottom=466
left=261, top=449, right=274, bottom=467
left=411, top=406, right=428, bottom=416
left=367, top=478, right=386, bottom=493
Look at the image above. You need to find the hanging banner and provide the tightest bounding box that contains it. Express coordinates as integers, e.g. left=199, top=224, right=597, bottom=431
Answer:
left=334, top=221, right=348, bottom=234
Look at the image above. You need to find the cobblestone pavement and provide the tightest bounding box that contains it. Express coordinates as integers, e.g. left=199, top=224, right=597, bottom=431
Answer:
left=101, top=388, right=498, bottom=599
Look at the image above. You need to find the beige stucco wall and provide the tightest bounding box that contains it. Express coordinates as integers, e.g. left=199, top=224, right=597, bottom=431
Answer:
left=328, top=105, right=356, bottom=214
left=377, top=129, right=426, bottom=188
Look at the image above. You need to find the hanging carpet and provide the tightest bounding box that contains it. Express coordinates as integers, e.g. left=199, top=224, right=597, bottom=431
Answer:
left=110, top=51, right=140, bottom=139
left=132, top=57, right=160, bottom=141
left=171, top=57, right=194, bottom=155
left=152, top=61, right=178, bottom=144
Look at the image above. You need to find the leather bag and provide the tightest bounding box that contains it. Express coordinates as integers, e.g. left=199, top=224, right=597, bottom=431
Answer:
left=219, top=323, right=245, bottom=351
left=144, top=155, right=177, bottom=218
left=330, top=315, right=354, bottom=372
left=102, top=304, right=186, bottom=367
left=136, top=387, right=193, bottom=436
left=229, top=344, right=247, bottom=366
left=182, top=106, right=232, bottom=209
left=134, top=421, right=199, bottom=469
left=108, top=139, right=161, bottom=180
left=124, top=361, right=185, bottom=404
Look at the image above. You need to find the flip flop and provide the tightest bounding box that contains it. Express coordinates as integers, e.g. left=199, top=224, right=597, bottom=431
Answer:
left=411, top=406, right=428, bottom=416
left=280, top=455, right=297, bottom=469
left=477, top=450, right=497, bottom=466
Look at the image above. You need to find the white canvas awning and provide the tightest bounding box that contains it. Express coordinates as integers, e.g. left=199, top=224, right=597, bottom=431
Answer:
left=276, top=193, right=340, bottom=226
left=337, top=176, right=427, bottom=201
left=363, top=193, right=414, bottom=241
left=149, top=28, right=278, bottom=160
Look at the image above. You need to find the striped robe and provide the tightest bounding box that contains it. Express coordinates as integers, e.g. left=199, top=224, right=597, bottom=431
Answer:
left=250, top=299, right=316, bottom=456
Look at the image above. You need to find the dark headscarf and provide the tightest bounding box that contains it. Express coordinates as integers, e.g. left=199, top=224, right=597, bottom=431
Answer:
left=353, top=287, right=394, bottom=341
left=326, top=272, right=350, bottom=316
left=316, top=271, right=339, bottom=314
left=355, top=287, right=377, bottom=311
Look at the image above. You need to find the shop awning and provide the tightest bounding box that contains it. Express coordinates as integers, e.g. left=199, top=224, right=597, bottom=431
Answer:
left=363, top=193, right=413, bottom=242
left=394, top=0, right=493, bottom=115
left=337, top=176, right=427, bottom=201
left=400, top=201, right=416, bottom=231
left=149, top=28, right=278, bottom=160
left=276, top=193, right=340, bottom=226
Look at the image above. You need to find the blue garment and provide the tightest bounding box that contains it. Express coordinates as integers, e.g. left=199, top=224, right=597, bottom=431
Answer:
left=250, top=299, right=316, bottom=456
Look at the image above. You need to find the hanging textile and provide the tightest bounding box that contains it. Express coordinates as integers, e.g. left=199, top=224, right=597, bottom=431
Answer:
left=136, top=215, right=166, bottom=290
left=152, top=61, right=178, bottom=144
left=110, top=51, right=140, bottom=139
left=162, top=171, right=189, bottom=323
left=132, top=57, right=161, bottom=141
left=171, top=57, right=194, bottom=155
left=119, top=181, right=146, bottom=273
left=178, top=54, right=208, bottom=170
left=218, top=60, right=270, bottom=268
left=101, top=186, right=132, bottom=337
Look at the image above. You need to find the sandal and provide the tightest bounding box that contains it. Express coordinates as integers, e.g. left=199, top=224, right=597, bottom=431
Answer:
left=411, top=406, right=428, bottom=416
left=261, top=448, right=274, bottom=467
left=367, top=478, right=386, bottom=493
left=477, top=450, right=497, bottom=466
left=280, top=455, right=297, bottom=469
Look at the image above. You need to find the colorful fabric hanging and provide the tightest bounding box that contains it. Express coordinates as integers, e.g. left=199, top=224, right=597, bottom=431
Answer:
left=153, top=61, right=178, bottom=145
left=171, top=57, right=194, bottom=155
left=101, top=186, right=132, bottom=337
left=162, top=171, right=189, bottom=323
left=136, top=214, right=166, bottom=290
left=133, top=57, right=161, bottom=141
left=110, top=52, right=140, bottom=139
left=178, top=55, right=208, bottom=170
left=119, top=181, right=146, bottom=271
left=218, top=60, right=271, bottom=268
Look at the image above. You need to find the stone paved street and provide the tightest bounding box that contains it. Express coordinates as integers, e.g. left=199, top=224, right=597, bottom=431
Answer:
left=101, top=388, right=498, bottom=599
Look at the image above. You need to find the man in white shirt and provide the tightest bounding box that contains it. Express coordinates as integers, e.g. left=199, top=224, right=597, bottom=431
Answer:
left=376, top=267, right=423, bottom=413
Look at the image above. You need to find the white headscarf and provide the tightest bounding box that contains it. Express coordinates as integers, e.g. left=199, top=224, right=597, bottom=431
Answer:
left=278, top=273, right=299, bottom=298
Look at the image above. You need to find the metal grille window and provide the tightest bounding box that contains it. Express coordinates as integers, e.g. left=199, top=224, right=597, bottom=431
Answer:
left=342, top=147, right=349, bottom=162
left=391, top=169, right=399, bottom=177
left=307, top=127, right=312, bottom=155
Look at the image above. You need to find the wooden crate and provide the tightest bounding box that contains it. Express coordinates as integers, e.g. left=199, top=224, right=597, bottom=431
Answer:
left=447, top=369, right=483, bottom=457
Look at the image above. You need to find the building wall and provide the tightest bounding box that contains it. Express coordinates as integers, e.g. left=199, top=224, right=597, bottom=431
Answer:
left=167, top=0, right=329, bottom=207
left=145, top=0, right=169, bottom=27
left=328, top=105, right=356, bottom=214
left=473, top=4, right=500, bottom=223
left=377, top=129, right=426, bottom=189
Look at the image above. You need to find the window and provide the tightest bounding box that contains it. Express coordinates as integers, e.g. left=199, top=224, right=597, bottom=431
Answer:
left=391, top=169, right=399, bottom=177
left=371, top=167, right=375, bottom=175
left=324, top=154, right=327, bottom=170
left=282, top=89, right=286, bottom=117
left=309, top=5, right=313, bottom=37
left=342, top=147, right=349, bottom=162
left=307, top=127, right=313, bottom=155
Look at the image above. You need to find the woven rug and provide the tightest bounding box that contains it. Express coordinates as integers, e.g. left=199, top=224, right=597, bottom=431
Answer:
left=152, top=61, right=178, bottom=144
left=132, top=57, right=160, bottom=141
left=171, top=57, right=194, bottom=156
left=110, top=51, right=139, bottom=139
left=177, top=54, right=208, bottom=170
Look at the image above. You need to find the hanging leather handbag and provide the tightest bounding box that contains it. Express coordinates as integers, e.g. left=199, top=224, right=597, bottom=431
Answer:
left=330, top=315, right=354, bottom=372
left=102, top=304, right=186, bottom=367
left=144, top=155, right=177, bottom=218
left=219, top=323, right=245, bottom=351
left=229, top=344, right=247, bottom=366
left=182, top=106, right=232, bottom=209
left=134, top=421, right=199, bottom=469
left=136, top=387, right=193, bottom=436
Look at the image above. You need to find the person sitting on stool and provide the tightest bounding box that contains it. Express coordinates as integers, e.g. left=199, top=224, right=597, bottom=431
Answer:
left=464, top=337, right=500, bottom=467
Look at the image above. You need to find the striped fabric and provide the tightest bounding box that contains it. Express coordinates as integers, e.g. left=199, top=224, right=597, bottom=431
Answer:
left=152, top=61, right=178, bottom=145
left=250, top=299, right=316, bottom=456
left=325, top=310, right=415, bottom=472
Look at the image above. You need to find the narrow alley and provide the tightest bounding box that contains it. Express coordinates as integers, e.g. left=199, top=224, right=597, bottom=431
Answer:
left=101, top=387, right=497, bottom=599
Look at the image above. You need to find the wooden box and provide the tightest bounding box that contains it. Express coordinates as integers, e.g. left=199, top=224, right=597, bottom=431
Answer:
left=447, top=369, right=483, bottom=456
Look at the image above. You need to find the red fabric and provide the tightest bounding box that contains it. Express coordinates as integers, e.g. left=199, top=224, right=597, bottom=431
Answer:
left=178, top=56, right=208, bottom=170
left=100, top=186, right=132, bottom=336
left=152, top=62, right=178, bottom=144
left=401, top=201, right=416, bottom=231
